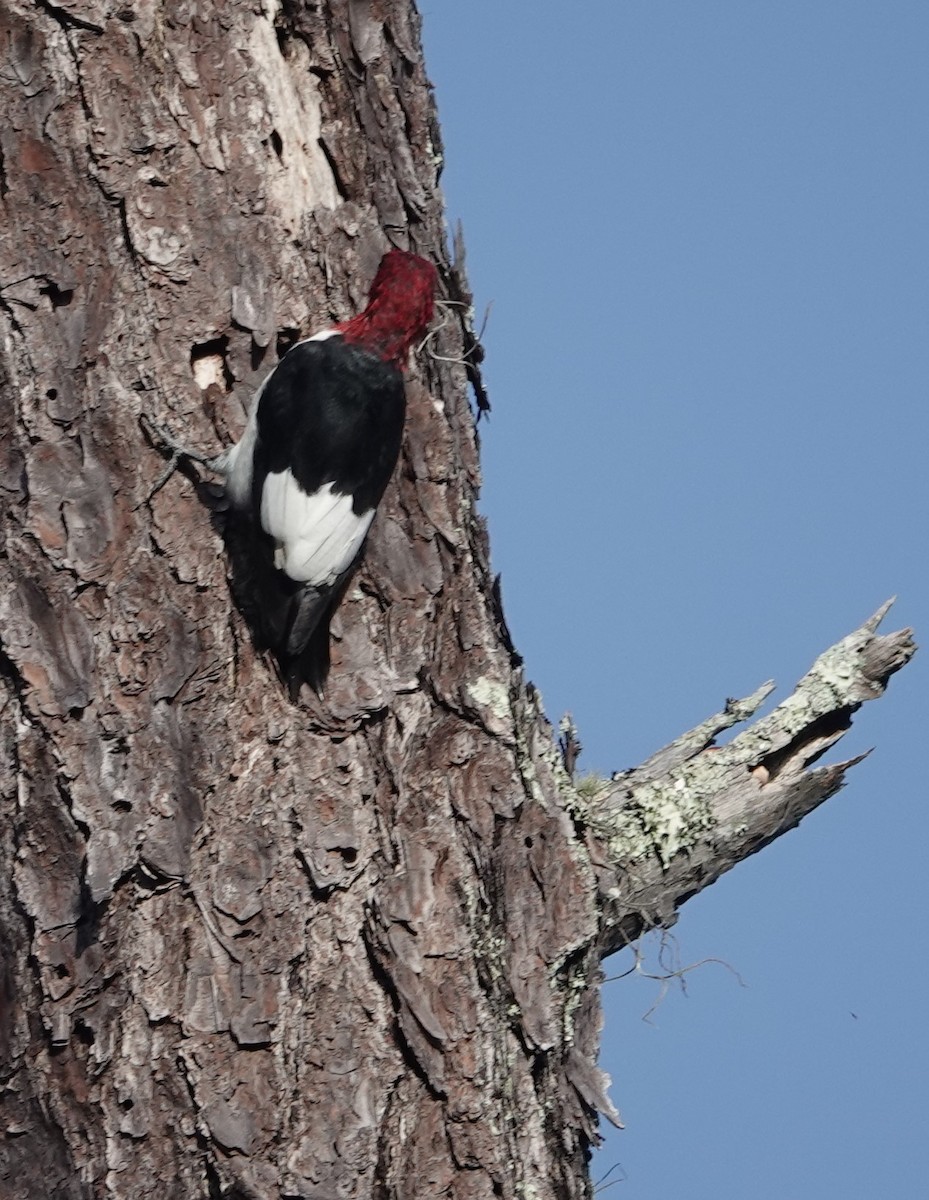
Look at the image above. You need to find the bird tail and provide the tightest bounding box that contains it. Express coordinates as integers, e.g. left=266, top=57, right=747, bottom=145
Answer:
left=225, top=513, right=363, bottom=700
left=283, top=561, right=361, bottom=698
left=224, top=514, right=333, bottom=699
left=283, top=585, right=337, bottom=699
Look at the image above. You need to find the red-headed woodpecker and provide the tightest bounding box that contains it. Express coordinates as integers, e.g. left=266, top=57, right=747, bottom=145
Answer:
left=149, top=249, right=437, bottom=695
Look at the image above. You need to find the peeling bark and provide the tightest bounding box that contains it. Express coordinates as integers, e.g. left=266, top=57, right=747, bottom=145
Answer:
left=0, top=3, right=915, bottom=1199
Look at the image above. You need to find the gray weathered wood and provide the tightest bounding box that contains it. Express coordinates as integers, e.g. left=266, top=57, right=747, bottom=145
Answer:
left=574, top=602, right=915, bottom=953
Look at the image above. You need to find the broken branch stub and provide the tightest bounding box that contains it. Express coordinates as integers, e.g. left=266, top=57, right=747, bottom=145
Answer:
left=578, top=601, right=916, bottom=957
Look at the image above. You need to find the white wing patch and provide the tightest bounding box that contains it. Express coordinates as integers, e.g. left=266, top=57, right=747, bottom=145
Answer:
left=260, top=474, right=374, bottom=586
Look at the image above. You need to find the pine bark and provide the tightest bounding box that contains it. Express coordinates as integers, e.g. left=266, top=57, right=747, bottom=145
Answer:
left=0, top=3, right=915, bottom=1198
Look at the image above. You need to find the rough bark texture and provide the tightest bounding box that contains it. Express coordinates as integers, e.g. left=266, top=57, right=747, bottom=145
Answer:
left=0, top=3, right=915, bottom=1199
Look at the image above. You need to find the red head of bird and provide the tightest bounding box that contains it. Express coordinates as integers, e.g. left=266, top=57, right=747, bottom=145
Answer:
left=339, top=249, right=437, bottom=368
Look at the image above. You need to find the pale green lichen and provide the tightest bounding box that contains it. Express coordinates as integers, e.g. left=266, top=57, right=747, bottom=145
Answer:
left=597, top=754, right=729, bottom=870
left=638, top=774, right=714, bottom=867
left=590, top=614, right=890, bottom=871
left=548, top=606, right=906, bottom=905
left=726, top=612, right=887, bottom=757
left=513, top=726, right=548, bottom=806
left=467, top=675, right=513, bottom=724
left=509, top=687, right=554, bottom=807
left=511, top=686, right=607, bottom=823
left=560, top=965, right=590, bottom=1046
left=467, top=895, right=509, bottom=992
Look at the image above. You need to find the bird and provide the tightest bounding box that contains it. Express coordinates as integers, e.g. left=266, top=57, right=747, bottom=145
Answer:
left=147, top=248, right=437, bottom=696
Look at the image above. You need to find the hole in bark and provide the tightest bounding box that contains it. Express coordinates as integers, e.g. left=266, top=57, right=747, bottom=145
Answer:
left=753, top=705, right=854, bottom=783
left=276, top=327, right=300, bottom=359
left=54, top=964, right=69, bottom=978
left=39, top=280, right=74, bottom=308
left=46, top=388, right=58, bottom=401
left=75, top=880, right=103, bottom=956
left=524, top=836, right=533, bottom=848
left=112, top=799, right=132, bottom=813
left=268, top=128, right=283, bottom=160
left=119, top=1096, right=134, bottom=1110
left=190, top=335, right=234, bottom=393
left=530, top=1049, right=547, bottom=1090
left=74, top=1020, right=95, bottom=1045
left=339, top=847, right=358, bottom=865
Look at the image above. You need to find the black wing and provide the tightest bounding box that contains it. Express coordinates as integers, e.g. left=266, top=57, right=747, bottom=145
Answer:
left=251, top=335, right=406, bottom=519
left=235, top=336, right=406, bottom=696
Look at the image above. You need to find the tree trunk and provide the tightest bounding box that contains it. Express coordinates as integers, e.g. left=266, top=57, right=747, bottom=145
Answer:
left=0, top=3, right=914, bottom=1198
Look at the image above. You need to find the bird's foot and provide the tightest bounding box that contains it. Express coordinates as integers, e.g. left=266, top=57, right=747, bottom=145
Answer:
left=139, top=414, right=225, bottom=505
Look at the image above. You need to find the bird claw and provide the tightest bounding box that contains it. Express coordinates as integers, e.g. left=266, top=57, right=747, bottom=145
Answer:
left=138, top=413, right=222, bottom=506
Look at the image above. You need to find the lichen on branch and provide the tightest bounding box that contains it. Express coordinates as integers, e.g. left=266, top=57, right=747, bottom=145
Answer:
left=576, top=601, right=915, bottom=954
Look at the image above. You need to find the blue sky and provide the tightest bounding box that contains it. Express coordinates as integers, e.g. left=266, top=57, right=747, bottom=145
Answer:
left=421, top=3, right=927, bottom=1195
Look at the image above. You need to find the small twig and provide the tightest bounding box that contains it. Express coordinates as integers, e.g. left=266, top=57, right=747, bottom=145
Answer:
left=416, top=301, right=454, bottom=353
left=593, top=1161, right=628, bottom=1193
left=475, top=298, right=493, bottom=341
left=418, top=297, right=493, bottom=371
left=603, top=931, right=746, bottom=1024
